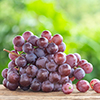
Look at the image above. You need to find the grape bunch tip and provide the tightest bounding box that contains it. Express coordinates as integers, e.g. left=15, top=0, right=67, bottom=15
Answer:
left=2, top=30, right=100, bottom=94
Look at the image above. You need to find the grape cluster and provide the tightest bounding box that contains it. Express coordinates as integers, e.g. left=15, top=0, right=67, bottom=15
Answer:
left=2, top=30, right=97, bottom=94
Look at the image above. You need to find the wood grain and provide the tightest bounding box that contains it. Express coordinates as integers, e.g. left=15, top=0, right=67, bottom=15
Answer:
left=0, top=85, right=100, bottom=100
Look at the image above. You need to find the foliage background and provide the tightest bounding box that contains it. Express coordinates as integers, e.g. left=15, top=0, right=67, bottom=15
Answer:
left=0, top=0, right=100, bottom=84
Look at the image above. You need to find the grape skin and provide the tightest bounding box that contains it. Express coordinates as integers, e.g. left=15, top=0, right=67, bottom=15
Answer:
left=2, top=68, right=8, bottom=78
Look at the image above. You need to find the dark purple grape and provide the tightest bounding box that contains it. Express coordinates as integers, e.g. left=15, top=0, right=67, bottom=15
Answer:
left=65, top=54, right=77, bottom=68
left=37, top=68, right=49, bottom=82
left=19, top=67, right=26, bottom=75
left=20, top=73, right=32, bottom=87
left=36, top=57, right=48, bottom=69
left=34, top=48, right=46, bottom=57
left=60, top=76, right=69, bottom=84
left=46, top=61, right=58, bottom=72
left=22, top=42, right=33, bottom=54
left=20, top=85, right=30, bottom=91
left=54, top=52, right=66, bottom=65
left=26, top=65, right=38, bottom=78
left=15, top=56, right=27, bottom=67
left=54, top=83, right=62, bottom=91
left=58, top=42, right=66, bottom=52
left=46, top=54, right=54, bottom=62
left=31, top=78, right=41, bottom=91
left=73, top=68, right=85, bottom=80
left=8, top=60, right=16, bottom=68
left=9, top=50, right=18, bottom=60
left=14, top=46, right=22, bottom=51
left=80, top=63, right=93, bottom=74
left=37, top=37, right=48, bottom=48
left=49, top=72, right=61, bottom=83
left=2, top=68, right=8, bottom=78
left=7, top=81, right=18, bottom=91
left=3, top=78, right=7, bottom=88
left=22, top=31, right=33, bottom=41
left=27, top=35, right=39, bottom=46
left=69, top=68, right=74, bottom=78
left=26, top=53, right=37, bottom=64
left=58, top=64, right=71, bottom=76
left=46, top=43, right=58, bottom=54
left=41, top=30, right=51, bottom=41
left=42, top=80, right=54, bottom=92
left=7, top=68, right=18, bottom=74
left=76, top=80, right=90, bottom=92
left=7, top=72, right=19, bottom=83
left=13, top=36, right=25, bottom=47
left=52, top=34, right=63, bottom=45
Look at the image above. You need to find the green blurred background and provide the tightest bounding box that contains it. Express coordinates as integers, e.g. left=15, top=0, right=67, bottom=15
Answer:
left=0, top=0, right=100, bottom=84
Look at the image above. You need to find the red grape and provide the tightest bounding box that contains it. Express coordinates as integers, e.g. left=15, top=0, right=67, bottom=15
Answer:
left=93, top=82, right=100, bottom=93
left=76, top=80, right=90, bottom=92
left=58, top=42, right=66, bottom=52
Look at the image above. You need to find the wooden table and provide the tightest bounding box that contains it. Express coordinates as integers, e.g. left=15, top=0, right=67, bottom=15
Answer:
left=0, top=85, right=100, bottom=100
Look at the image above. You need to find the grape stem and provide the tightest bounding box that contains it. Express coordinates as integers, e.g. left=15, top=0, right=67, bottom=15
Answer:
left=3, top=49, right=22, bottom=57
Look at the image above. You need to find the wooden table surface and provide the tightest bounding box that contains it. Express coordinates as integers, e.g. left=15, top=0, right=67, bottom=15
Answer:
left=0, top=84, right=100, bottom=100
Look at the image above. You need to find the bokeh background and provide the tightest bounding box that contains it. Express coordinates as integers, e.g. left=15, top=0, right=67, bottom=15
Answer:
left=0, top=0, right=100, bottom=84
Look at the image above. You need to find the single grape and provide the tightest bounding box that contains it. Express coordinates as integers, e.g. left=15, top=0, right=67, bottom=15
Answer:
left=26, top=65, right=38, bottom=78
left=80, top=63, right=93, bottom=74
left=74, top=53, right=81, bottom=64
left=49, top=72, right=61, bottom=83
left=22, top=42, right=33, bottom=54
left=54, top=83, right=62, bottom=91
left=69, top=68, right=74, bottom=78
left=46, top=43, right=58, bottom=54
left=65, top=54, right=77, bottom=68
left=73, top=68, right=85, bottom=80
left=90, top=79, right=100, bottom=89
left=13, top=36, right=25, bottom=47
left=37, top=37, right=48, bottom=48
left=41, top=30, right=51, bottom=41
left=46, top=61, right=58, bottom=72
left=20, top=85, right=30, bottom=91
left=62, top=83, right=73, bottom=94
left=36, top=57, right=48, bottom=69
left=31, top=78, right=41, bottom=91
left=58, top=64, right=71, bottom=76
left=14, top=46, right=22, bottom=51
left=20, top=73, right=32, bottom=87
left=60, top=76, right=69, bottom=84
left=58, top=42, right=66, bottom=52
left=27, top=35, right=39, bottom=46
left=76, top=80, right=90, bottom=92
left=36, top=68, right=49, bottom=82
left=2, top=68, right=8, bottom=78
left=46, top=54, right=54, bottom=62
left=54, top=52, right=66, bottom=65
left=77, top=59, right=88, bottom=67
left=69, top=77, right=75, bottom=82
left=42, top=80, right=54, bottom=92
left=26, top=53, right=37, bottom=64
left=52, top=34, right=63, bottom=45
left=7, top=72, right=19, bottom=83
left=8, top=60, right=16, bottom=68
left=6, top=81, right=18, bottom=91
left=3, top=78, right=7, bottom=88
left=7, top=68, right=18, bottom=74
left=9, top=50, right=18, bottom=60
left=15, top=56, right=27, bottom=67
left=19, top=67, right=26, bottom=75
left=34, top=48, right=46, bottom=57
left=93, top=82, right=100, bottom=93
left=22, top=31, right=33, bottom=41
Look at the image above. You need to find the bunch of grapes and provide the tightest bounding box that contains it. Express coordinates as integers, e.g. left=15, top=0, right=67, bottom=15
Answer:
left=2, top=31, right=100, bottom=94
